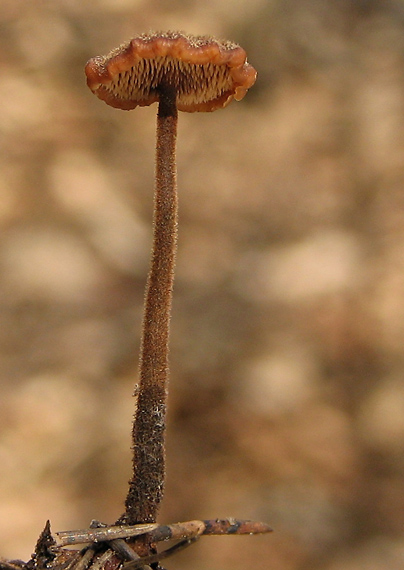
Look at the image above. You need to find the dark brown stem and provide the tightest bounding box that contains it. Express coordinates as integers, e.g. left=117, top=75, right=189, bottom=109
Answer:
left=120, top=86, right=178, bottom=525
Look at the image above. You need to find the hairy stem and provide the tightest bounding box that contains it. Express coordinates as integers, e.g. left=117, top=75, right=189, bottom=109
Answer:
left=121, top=87, right=178, bottom=525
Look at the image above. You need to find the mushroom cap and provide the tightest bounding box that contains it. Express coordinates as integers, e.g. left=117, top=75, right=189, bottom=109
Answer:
left=85, top=31, right=257, bottom=112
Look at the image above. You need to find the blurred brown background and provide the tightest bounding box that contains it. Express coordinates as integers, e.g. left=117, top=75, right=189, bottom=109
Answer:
left=1, top=1, right=404, bottom=569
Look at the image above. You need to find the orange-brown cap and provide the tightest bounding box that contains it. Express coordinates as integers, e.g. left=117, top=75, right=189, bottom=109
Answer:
left=85, top=31, right=257, bottom=112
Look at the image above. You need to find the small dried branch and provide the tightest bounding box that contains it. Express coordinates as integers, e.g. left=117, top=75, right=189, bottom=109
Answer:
left=85, top=550, right=115, bottom=570
left=202, top=518, right=272, bottom=535
left=0, top=561, right=26, bottom=570
left=144, top=520, right=205, bottom=543
left=56, top=524, right=158, bottom=547
left=55, top=518, right=271, bottom=548
left=108, top=539, right=141, bottom=563
left=67, top=548, right=96, bottom=570
left=122, top=537, right=200, bottom=570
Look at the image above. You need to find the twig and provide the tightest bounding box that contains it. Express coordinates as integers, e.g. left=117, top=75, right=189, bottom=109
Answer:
left=202, top=519, right=273, bottom=535
left=56, top=524, right=158, bottom=546
left=55, top=518, right=271, bottom=548
left=86, top=550, right=115, bottom=570
left=0, top=561, right=26, bottom=570
left=68, top=548, right=96, bottom=570
left=122, top=537, right=200, bottom=570
left=142, top=520, right=205, bottom=543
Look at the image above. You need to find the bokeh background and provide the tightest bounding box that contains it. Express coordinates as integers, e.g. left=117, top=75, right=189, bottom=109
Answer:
left=1, top=1, right=404, bottom=569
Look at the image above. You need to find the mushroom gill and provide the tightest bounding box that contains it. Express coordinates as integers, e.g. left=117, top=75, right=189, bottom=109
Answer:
left=85, top=31, right=257, bottom=112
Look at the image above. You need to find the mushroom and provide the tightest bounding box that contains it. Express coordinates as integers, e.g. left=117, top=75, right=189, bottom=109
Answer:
left=85, top=31, right=257, bottom=528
